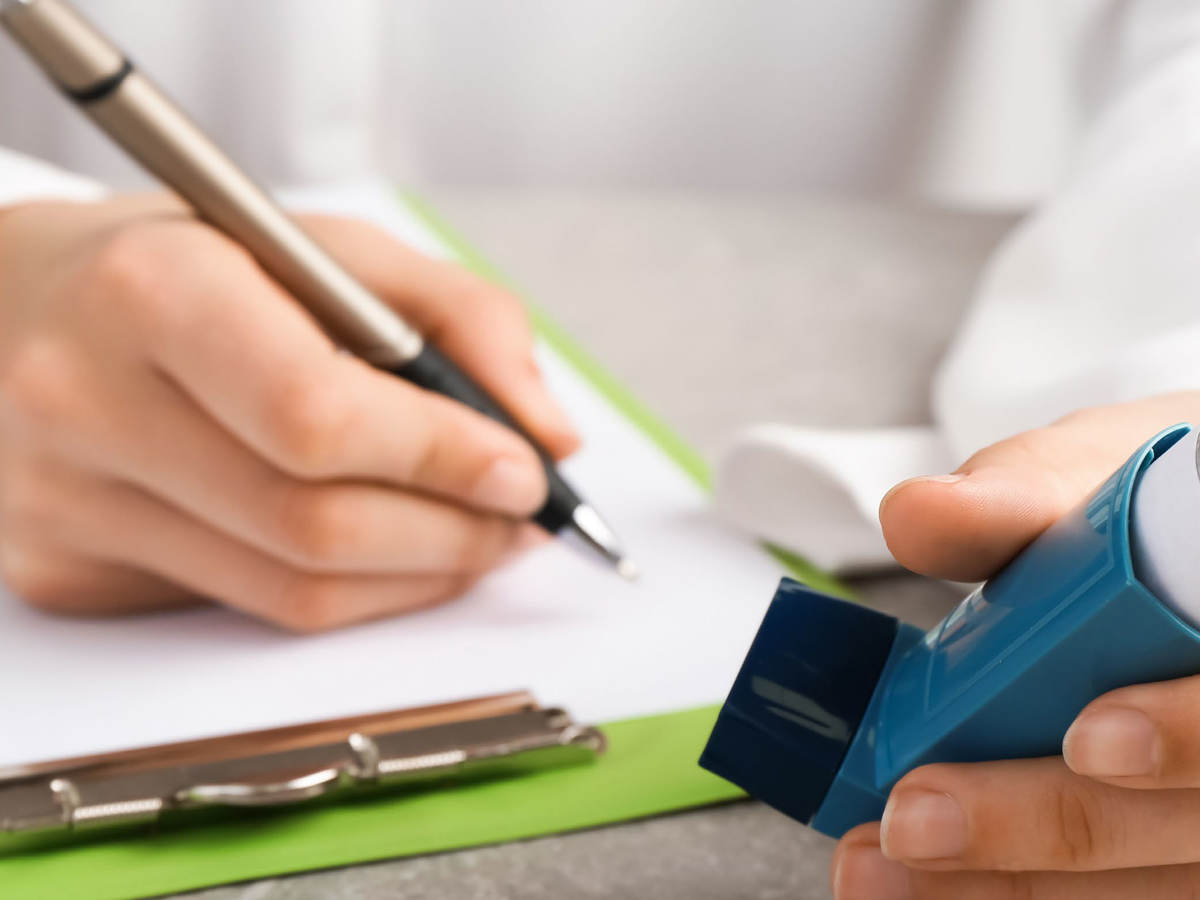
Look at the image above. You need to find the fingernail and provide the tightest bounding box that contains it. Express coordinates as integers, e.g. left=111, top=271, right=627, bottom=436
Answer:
left=880, top=474, right=964, bottom=509
left=833, top=843, right=912, bottom=900
left=1063, top=706, right=1161, bottom=777
left=880, top=789, right=967, bottom=860
left=471, top=458, right=546, bottom=514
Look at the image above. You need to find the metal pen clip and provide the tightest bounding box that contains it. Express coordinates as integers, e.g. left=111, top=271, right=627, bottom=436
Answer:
left=0, top=692, right=604, bottom=844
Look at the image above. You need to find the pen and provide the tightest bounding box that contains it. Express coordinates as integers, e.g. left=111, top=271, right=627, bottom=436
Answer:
left=0, top=0, right=637, bottom=579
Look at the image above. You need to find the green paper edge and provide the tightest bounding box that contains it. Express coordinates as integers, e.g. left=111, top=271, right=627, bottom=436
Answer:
left=399, top=192, right=851, bottom=600
left=0, top=194, right=851, bottom=899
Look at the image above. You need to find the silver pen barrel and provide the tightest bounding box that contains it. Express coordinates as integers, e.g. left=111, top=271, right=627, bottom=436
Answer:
left=0, top=0, right=424, bottom=367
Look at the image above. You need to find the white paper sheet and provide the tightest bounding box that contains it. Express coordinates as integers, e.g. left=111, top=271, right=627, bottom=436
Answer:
left=0, top=183, right=785, bottom=768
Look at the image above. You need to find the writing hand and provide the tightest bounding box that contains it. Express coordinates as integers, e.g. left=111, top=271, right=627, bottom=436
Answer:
left=0, top=195, right=578, bottom=630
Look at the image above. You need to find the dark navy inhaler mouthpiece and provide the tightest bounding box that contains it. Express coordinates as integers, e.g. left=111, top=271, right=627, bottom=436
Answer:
left=701, top=424, right=1200, bottom=838
left=698, top=580, right=903, bottom=827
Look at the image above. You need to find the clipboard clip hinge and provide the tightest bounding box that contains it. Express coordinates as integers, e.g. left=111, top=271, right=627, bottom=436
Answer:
left=2, top=698, right=605, bottom=838
left=347, top=732, right=381, bottom=780
left=49, top=777, right=166, bottom=829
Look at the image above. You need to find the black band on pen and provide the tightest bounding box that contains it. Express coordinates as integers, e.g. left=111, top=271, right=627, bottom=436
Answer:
left=66, top=58, right=133, bottom=104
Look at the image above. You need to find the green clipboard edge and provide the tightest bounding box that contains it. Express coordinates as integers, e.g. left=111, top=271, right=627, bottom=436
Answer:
left=0, top=195, right=849, bottom=900
left=0, top=709, right=743, bottom=900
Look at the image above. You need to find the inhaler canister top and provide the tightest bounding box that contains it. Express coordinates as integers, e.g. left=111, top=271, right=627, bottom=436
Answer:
left=1130, top=427, right=1200, bottom=629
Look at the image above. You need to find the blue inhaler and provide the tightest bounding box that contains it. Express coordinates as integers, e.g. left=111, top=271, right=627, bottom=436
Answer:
left=700, top=423, right=1200, bottom=838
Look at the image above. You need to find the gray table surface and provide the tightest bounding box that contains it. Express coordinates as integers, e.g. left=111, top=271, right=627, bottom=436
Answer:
left=184, top=188, right=1018, bottom=900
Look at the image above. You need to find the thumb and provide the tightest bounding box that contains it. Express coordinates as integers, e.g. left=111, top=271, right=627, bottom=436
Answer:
left=879, top=394, right=1200, bottom=581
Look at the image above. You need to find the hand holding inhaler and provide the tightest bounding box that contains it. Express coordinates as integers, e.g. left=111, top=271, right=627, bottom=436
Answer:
left=704, top=394, right=1200, bottom=899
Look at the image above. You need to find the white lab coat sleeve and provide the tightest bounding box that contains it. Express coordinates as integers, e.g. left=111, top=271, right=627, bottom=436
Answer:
left=0, top=146, right=107, bottom=207
left=933, top=1, right=1200, bottom=460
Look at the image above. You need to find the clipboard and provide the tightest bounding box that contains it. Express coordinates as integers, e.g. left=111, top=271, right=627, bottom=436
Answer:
left=1, top=692, right=602, bottom=852
left=0, top=188, right=847, bottom=899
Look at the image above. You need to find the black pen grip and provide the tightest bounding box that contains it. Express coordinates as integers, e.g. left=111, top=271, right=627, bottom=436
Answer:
left=388, top=344, right=577, bottom=533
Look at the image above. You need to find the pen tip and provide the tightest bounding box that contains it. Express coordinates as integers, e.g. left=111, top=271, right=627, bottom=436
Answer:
left=569, top=504, right=638, bottom=582
left=616, top=558, right=641, bottom=582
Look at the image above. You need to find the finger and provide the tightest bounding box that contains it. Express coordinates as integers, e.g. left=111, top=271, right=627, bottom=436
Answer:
left=833, top=824, right=1200, bottom=900
left=95, top=372, right=534, bottom=574
left=0, top=541, right=197, bottom=616
left=1064, top=674, right=1200, bottom=789
left=9, top=467, right=482, bottom=631
left=832, top=823, right=912, bottom=900
left=298, top=214, right=580, bottom=458
left=879, top=757, right=1200, bottom=872
left=111, top=221, right=549, bottom=516
left=0, top=346, right=534, bottom=575
left=880, top=394, right=1200, bottom=580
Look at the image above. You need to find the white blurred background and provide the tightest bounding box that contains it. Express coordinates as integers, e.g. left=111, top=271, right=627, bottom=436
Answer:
left=0, top=0, right=1109, bottom=210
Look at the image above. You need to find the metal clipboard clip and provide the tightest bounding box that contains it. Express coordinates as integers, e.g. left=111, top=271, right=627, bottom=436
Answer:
left=0, top=691, right=604, bottom=847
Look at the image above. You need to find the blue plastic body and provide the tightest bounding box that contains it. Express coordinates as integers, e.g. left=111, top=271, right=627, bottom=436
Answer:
left=702, top=424, right=1200, bottom=838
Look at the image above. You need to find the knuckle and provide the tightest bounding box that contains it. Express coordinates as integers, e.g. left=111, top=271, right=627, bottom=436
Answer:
left=335, top=217, right=390, bottom=248
left=1000, top=872, right=1037, bottom=900
left=427, top=263, right=521, bottom=322
left=969, top=429, right=1084, bottom=506
left=84, top=226, right=167, bottom=313
left=448, top=519, right=515, bottom=571
left=434, top=571, right=477, bottom=604
left=0, top=339, right=79, bottom=433
left=1007, top=425, right=1106, bottom=500
left=463, top=279, right=528, bottom=331
left=1044, top=781, right=1111, bottom=868
left=0, top=544, right=75, bottom=613
left=0, top=469, right=53, bottom=533
left=397, top=392, right=500, bottom=491
left=263, top=372, right=350, bottom=476
left=274, top=575, right=346, bottom=633
left=273, top=485, right=358, bottom=568
left=474, top=280, right=523, bottom=317
left=398, top=400, right=516, bottom=499
left=406, top=571, right=475, bottom=612
left=82, top=221, right=236, bottom=329
left=399, top=412, right=450, bottom=486
left=297, top=212, right=375, bottom=239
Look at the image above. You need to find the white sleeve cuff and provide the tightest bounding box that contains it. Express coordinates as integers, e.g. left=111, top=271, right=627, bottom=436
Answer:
left=0, top=147, right=108, bottom=207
